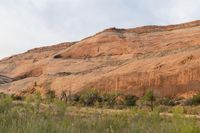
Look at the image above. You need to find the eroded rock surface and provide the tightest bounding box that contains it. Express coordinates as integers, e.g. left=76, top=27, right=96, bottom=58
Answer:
left=1, top=20, right=200, bottom=98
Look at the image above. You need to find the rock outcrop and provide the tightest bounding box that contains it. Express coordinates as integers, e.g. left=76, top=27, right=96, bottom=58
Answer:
left=1, top=20, right=200, bottom=98
left=0, top=75, right=12, bottom=84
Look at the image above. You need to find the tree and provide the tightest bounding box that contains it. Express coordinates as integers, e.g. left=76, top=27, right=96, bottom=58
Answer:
left=142, top=90, right=156, bottom=111
left=46, top=89, right=56, bottom=103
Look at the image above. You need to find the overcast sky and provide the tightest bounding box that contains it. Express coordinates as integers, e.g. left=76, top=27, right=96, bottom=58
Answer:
left=0, top=0, right=200, bottom=59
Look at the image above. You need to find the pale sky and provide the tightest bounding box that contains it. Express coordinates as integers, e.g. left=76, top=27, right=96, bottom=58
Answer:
left=0, top=0, right=200, bottom=59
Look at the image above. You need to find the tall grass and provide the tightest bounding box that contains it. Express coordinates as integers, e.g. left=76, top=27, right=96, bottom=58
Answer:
left=0, top=94, right=199, bottom=133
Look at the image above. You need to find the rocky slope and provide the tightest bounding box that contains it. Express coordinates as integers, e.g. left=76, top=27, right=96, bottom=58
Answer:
left=1, top=20, right=200, bottom=98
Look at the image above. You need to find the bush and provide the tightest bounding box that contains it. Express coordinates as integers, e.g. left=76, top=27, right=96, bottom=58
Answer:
left=172, top=106, right=184, bottom=115
left=11, top=94, right=23, bottom=101
left=124, top=95, right=137, bottom=106
left=185, top=93, right=200, bottom=105
left=72, top=89, right=137, bottom=108
left=142, top=90, right=156, bottom=111
left=100, top=92, right=118, bottom=108
left=71, top=94, right=81, bottom=103
left=159, top=97, right=176, bottom=106
left=80, top=89, right=100, bottom=106
left=46, top=89, right=56, bottom=102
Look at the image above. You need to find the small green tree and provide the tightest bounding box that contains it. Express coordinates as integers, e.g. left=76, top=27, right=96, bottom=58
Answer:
left=46, top=89, right=56, bottom=103
left=142, top=90, right=156, bottom=111
left=185, top=93, right=200, bottom=105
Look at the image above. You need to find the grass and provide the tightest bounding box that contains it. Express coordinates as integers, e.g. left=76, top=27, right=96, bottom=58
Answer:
left=0, top=93, right=200, bottom=133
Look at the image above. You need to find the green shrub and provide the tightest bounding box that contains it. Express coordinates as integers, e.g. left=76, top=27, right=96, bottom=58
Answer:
left=100, top=92, right=118, bottom=108
left=11, top=94, right=23, bottom=101
left=159, top=97, right=176, bottom=106
left=186, top=93, right=200, bottom=105
left=46, top=89, right=56, bottom=102
left=71, top=90, right=137, bottom=108
left=71, top=94, right=81, bottom=103
left=172, top=106, right=184, bottom=115
left=142, top=90, right=156, bottom=111
left=124, top=95, right=137, bottom=106
left=80, top=89, right=100, bottom=106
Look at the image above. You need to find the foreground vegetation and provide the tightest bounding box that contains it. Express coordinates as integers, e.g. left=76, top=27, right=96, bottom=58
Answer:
left=0, top=90, right=200, bottom=133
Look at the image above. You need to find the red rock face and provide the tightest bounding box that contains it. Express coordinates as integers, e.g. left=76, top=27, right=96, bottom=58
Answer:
left=0, top=20, right=200, bottom=98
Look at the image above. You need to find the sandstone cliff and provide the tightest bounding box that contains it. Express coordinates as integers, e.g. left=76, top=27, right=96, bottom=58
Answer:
left=1, top=20, right=200, bottom=98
